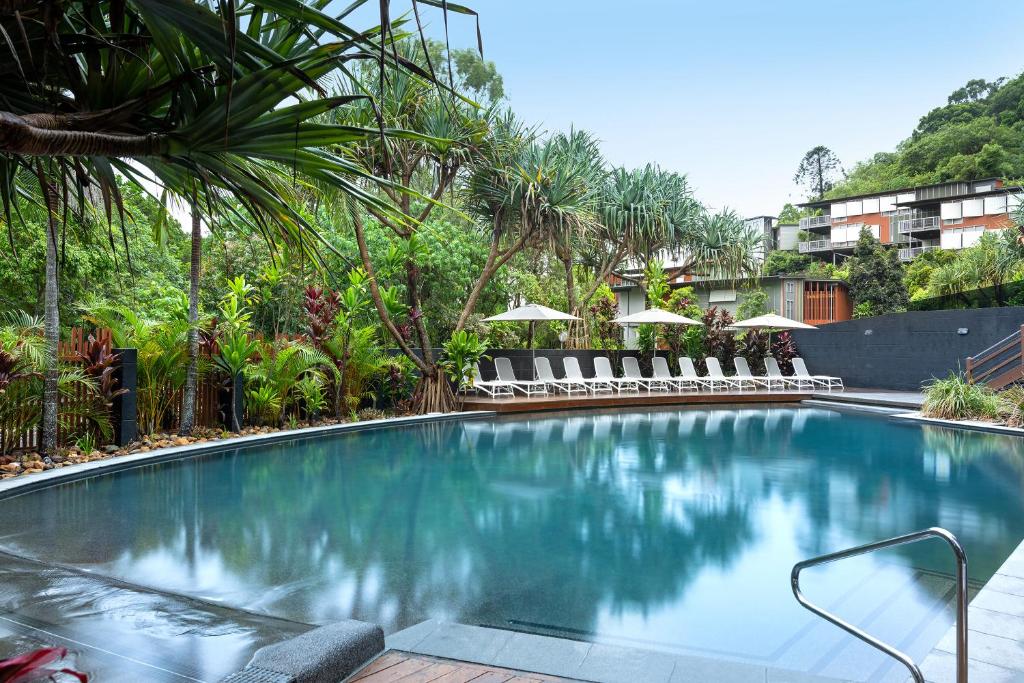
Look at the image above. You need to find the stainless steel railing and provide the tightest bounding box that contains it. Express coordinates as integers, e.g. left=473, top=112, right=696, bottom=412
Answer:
left=791, top=527, right=968, bottom=683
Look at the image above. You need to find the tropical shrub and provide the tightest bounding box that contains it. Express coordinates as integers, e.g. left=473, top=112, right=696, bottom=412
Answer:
left=86, top=304, right=189, bottom=435
left=442, top=331, right=489, bottom=390
left=589, top=284, right=621, bottom=350
left=244, top=341, right=338, bottom=426
left=636, top=324, right=658, bottom=356
left=771, top=332, right=798, bottom=375
left=661, top=286, right=703, bottom=365
left=922, top=372, right=1002, bottom=421
left=702, top=307, right=736, bottom=369
left=999, top=386, right=1024, bottom=428
left=739, top=330, right=770, bottom=371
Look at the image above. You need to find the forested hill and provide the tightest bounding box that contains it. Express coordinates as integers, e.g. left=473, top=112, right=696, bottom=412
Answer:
left=827, top=75, right=1024, bottom=198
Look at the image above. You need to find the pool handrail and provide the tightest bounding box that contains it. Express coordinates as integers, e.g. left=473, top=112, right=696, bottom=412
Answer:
left=791, top=527, right=968, bottom=683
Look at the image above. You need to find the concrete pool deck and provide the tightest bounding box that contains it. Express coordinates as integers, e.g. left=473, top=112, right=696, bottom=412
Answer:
left=381, top=620, right=855, bottom=683
left=920, top=537, right=1024, bottom=683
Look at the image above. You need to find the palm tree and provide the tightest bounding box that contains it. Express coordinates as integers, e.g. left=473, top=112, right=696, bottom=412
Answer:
left=0, top=0, right=453, bottom=449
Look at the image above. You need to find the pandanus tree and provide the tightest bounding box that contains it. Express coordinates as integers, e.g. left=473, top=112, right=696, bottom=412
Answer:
left=334, top=39, right=489, bottom=413
left=0, top=0, right=452, bottom=451
left=563, top=166, right=700, bottom=346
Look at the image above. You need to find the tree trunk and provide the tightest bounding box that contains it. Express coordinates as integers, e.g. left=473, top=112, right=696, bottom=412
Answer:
left=39, top=169, right=59, bottom=455
left=179, top=206, right=201, bottom=436
left=413, top=368, right=455, bottom=415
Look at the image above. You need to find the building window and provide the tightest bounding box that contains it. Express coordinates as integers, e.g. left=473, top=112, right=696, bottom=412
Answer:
left=784, top=282, right=796, bottom=319
left=943, top=217, right=964, bottom=226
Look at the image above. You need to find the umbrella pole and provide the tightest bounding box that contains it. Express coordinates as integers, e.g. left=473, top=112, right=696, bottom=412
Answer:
left=529, top=321, right=536, bottom=380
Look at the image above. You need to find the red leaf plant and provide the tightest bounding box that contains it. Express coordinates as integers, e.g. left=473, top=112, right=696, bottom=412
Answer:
left=0, top=647, right=87, bottom=682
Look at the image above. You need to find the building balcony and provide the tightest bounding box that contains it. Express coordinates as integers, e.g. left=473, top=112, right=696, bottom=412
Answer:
left=799, top=215, right=832, bottom=230
left=798, top=239, right=833, bottom=253
left=898, top=245, right=940, bottom=261
left=896, top=216, right=941, bottom=234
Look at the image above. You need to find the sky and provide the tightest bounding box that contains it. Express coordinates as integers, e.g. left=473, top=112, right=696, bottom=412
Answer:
left=353, top=0, right=1024, bottom=217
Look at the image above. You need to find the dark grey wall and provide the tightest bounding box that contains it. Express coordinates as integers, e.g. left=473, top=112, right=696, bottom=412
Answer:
left=790, top=308, right=1024, bottom=390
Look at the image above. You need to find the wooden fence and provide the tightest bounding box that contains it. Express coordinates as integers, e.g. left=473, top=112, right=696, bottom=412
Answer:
left=2, top=327, right=229, bottom=454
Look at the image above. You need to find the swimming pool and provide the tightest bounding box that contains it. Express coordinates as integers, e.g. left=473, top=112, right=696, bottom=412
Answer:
left=0, top=407, right=1021, bottom=681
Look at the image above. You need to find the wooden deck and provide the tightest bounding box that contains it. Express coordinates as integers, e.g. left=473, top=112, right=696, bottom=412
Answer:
left=351, top=650, right=581, bottom=682
left=462, top=389, right=813, bottom=413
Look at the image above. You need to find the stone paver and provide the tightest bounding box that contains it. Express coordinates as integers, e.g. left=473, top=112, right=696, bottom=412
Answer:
left=924, top=539, right=1024, bottom=683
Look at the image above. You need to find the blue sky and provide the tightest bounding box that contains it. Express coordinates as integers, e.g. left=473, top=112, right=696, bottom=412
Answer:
left=356, top=1, right=1024, bottom=217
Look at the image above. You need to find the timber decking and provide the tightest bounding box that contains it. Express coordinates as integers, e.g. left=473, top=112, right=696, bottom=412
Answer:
left=351, top=650, right=583, bottom=682
left=461, top=390, right=813, bottom=413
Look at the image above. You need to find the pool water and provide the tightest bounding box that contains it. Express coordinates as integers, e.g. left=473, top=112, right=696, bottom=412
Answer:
left=0, top=407, right=1022, bottom=680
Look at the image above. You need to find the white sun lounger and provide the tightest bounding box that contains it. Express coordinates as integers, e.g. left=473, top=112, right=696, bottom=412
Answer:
left=594, top=356, right=640, bottom=393
left=793, top=357, right=844, bottom=391
left=562, top=357, right=613, bottom=394
left=678, top=357, right=716, bottom=391
left=764, top=357, right=801, bottom=391
left=704, top=357, right=744, bottom=392
left=651, top=356, right=688, bottom=391
left=733, top=357, right=770, bottom=391
left=470, top=362, right=514, bottom=397
left=494, top=357, right=549, bottom=397
left=534, top=357, right=588, bottom=395
left=622, top=356, right=670, bottom=391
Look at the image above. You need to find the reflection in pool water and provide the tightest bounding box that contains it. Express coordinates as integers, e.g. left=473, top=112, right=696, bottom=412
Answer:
left=0, top=407, right=1022, bottom=679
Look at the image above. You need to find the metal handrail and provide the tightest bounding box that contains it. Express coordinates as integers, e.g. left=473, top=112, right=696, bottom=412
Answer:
left=791, top=527, right=968, bottom=683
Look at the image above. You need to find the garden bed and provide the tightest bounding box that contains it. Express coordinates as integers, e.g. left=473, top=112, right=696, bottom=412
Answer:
left=0, top=409, right=408, bottom=480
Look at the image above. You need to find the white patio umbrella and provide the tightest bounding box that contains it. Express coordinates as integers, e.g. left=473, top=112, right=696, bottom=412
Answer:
left=484, top=304, right=580, bottom=379
left=612, top=307, right=703, bottom=326
left=730, top=313, right=817, bottom=331
left=730, top=313, right=816, bottom=350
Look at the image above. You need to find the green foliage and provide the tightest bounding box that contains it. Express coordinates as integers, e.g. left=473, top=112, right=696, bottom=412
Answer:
left=588, top=284, right=622, bottom=350
left=736, top=289, right=769, bottom=320
left=763, top=251, right=813, bottom=276
left=244, top=341, right=338, bottom=426
left=845, top=228, right=909, bottom=316
left=830, top=74, right=1024, bottom=197
left=776, top=203, right=804, bottom=224
left=794, top=146, right=844, bottom=199
left=442, top=331, right=490, bottom=389
left=661, top=286, right=703, bottom=364
left=85, top=304, right=189, bottom=434
left=636, top=324, right=658, bottom=355
left=644, top=261, right=670, bottom=305
left=923, top=373, right=1003, bottom=421
left=999, top=386, right=1024, bottom=428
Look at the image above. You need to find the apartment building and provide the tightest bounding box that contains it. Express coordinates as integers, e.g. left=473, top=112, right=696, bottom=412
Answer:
left=796, top=178, right=1023, bottom=263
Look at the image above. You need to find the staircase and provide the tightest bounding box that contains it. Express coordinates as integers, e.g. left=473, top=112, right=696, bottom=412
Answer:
left=966, top=323, right=1024, bottom=390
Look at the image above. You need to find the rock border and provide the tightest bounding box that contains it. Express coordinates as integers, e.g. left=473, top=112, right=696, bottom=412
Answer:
left=0, top=411, right=497, bottom=500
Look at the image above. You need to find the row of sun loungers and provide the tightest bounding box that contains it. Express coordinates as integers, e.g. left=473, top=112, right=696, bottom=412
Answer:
left=471, top=356, right=843, bottom=398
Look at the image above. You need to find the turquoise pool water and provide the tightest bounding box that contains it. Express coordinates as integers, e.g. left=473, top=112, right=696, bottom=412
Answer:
left=0, top=407, right=1022, bottom=680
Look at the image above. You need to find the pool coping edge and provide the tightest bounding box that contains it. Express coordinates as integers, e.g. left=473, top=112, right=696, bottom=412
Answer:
left=0, top=410, right=497, bottom=500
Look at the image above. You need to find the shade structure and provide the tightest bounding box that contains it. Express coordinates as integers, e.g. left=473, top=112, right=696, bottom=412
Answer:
left=612, top=307, right=703, bottom=326
left=483, top=304, right=580, bottom=322
left=730, top=313, right=817, bottom=330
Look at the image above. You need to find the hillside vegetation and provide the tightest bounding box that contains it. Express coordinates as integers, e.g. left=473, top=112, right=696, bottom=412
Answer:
left=827, top=76, right=1024, bottom=197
